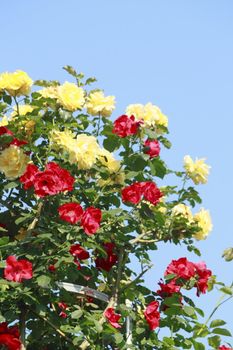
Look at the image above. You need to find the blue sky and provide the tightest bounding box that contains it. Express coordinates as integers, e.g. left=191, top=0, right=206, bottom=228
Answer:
left=1, top=0, right=232, bottom=337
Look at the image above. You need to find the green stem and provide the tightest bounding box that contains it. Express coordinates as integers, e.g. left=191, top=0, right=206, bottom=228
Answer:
left=13, top=96, right=20, bottom=115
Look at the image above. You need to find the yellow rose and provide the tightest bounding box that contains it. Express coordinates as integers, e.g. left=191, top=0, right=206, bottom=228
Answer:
left=38, top=86, right=58, bottom=99
left=193, top=208, right=213, bottom=240
left=74, top=134, right=100, bottom=170
left=57, top=82, right=85, bottom=111
left=0, top=70, right=33, bottom=96
left=98, top=148, right=121, bottom=173
left=172, top=203, right=193, bottom=223
left=125, top=104, right=144, bottom=121
left=0, top=116, right=9, bottom=126
left=11, top=104, right=34, bottom=117
left=184, top=155, right=210, bottom=185
left=24, top=120, right=36, bottom=137
left=0, top=145, right=29, bottom=179
left=86, top=91, right=116, bottom=117
left=125, top=102, right=168, bottom=129
left=50, top=129, right=76, bottom=153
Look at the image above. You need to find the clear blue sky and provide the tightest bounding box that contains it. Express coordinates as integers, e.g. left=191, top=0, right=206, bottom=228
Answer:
left=1, top=0, right=232, bottom=336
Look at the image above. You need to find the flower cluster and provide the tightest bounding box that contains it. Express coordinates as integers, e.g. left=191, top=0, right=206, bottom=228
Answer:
left=122, top=181, right=163, bottom=205
left=144, top=301, right=160, bottom=330
left=164, top=257, right=212, bottom=296
left=58, top=203, right=102, bottom=235
left=104, top=308, right=121, bottom=329
left=0, top=322, right=22, bottom=350
left=20, top=162, right=74, bottom=197
left=0, top=70, right=33, bottom=96
left=69, top=244, right=90, bottom=269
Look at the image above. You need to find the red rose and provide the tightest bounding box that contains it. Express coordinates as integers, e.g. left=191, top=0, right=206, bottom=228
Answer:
left=144, top=139, right=160, bottom=158
left=95, top=242, right=118, bottom=272
left=112, top=115, right=141, bottom=138
left=104, top=308, right=121, bottom=329
left=33, top=162, right=74, bottom=197
left=58, top=203, right=83, bottom=224
left=58, top=302, right=68, bottom=318
left=20, top=164, right=40, bottom=190
left=81, top=207, right=102, bottom=235
left=141, top=181, right=163, bottom=205
left=10, top=138, right=28, bottom=147
left=165, top=257, right=196, bottom=281
left=45, top=162, right=74, bottom=192
left=219, top=346, right=232, bottom=350
left=0, top=334, right=21, bottom=350
left=121, top=182, right=142, bottom=204
left=0, top=322, right=21, bottom=350
left=69, top=244, right=90, bottom=260
left=48, top=264, right=56, bottom=272
left=144, top=301, right=160, bottom=330
left=194, top=262, right=212, bottom=296
left=0, top=126, right=13, bottom=136
left=4, top=256, right=33, bottom=283
left=156, top=280, right=181, bottom=298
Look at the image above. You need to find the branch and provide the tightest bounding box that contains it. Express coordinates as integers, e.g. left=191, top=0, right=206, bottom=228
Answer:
left=121, top=265, right=153, bottom=292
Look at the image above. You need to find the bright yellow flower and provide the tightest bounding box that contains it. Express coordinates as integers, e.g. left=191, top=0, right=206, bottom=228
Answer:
left=74, top=134, right=100, bottom=170
left=193, top=208, right=213, bottom=240
left=86, top=91, right=116, bottom=117
left=172, top=203, right=193, bottom=223
left=0, top=70, right=33, bottom=96
left=184, top=155, right=210, bottom=185
left=0, top=145, right=29, bottom=179
left=38, top=86, right=58, bottom=99
left=125, top=102, right=168, bottom=129
left=57, top=82, right=85, bottom=111
left=11, top=104, right=34, bottom=117
left=98, top=148, right=121, bottom=173
left=0, top=116, right=9, bottom=126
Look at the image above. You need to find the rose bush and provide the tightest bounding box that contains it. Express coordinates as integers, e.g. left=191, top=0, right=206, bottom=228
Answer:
left=0, top=66, right=232, bottom=350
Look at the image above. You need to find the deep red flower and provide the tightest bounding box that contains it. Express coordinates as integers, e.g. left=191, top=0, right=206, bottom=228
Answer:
left=0, top=126, right=13, bottom=136
left=81, top=207, right=102, bottom=235
left=4, top=256, right=33, bottom=283
left=144, top=301, right=160, bottom=330
left=219, top=346, right=232, bottom=350
left=58, top=203, right=83, bottom=224
left=0, top=323, right=20, bottom=338
left=194, top=261, right=212, bottom=296
left=0, top=334, right=21, bottom=350
left=121, top=182, right=143, bottom=204
left=144, top=139, right=161, bottom=158
left=10, top=138, right=28, bottom=147
left=0, top=322, right=21, bottom=350
left=20, top=164, right=40, bottom=189
left=112, top=115, right=141, bottom=138
left=95, top=242, right=118, bottom=272
left=156, top=280, right=181, bottom=298
left=141, top=181, right=163, bottom=205
left=165, top=257, right=196, bottom=281
left=45, top=162, right=74, bottom=192
left=104, top=308, right=121, bottom=328
left=69, top=244, right=90, bottom=260
left=48, top=264, right=56, bottom=272
left=33, top=162, right=74, bottom=197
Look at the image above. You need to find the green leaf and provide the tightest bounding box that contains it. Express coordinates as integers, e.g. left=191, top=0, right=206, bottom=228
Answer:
left=208, top=335, right=221, bottom=348
left=212, top=327, right=232, bottom=336
left=149, top=158, right=167, bottom=178
left=114, top=333, right=123, bottom=344
left=210, top=319, right=226, bottom=328
left=71, top=309, right=83, bottom=319
left=36, top=275, right=51, bottom=288
left=220, top=286, right=233, bottom=295
left=103, top=136, right=120, bottom=152
left=192, top=341, right=205, bottom=350
left=3, top=95, right=12, bottom=105
left=4, top=181, right=18, bottom=190
left=164, top=273, right=177, bottom=281
left=183, top=305, right=195, bottom=316
left=0, top=236, right=9, bottom=246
